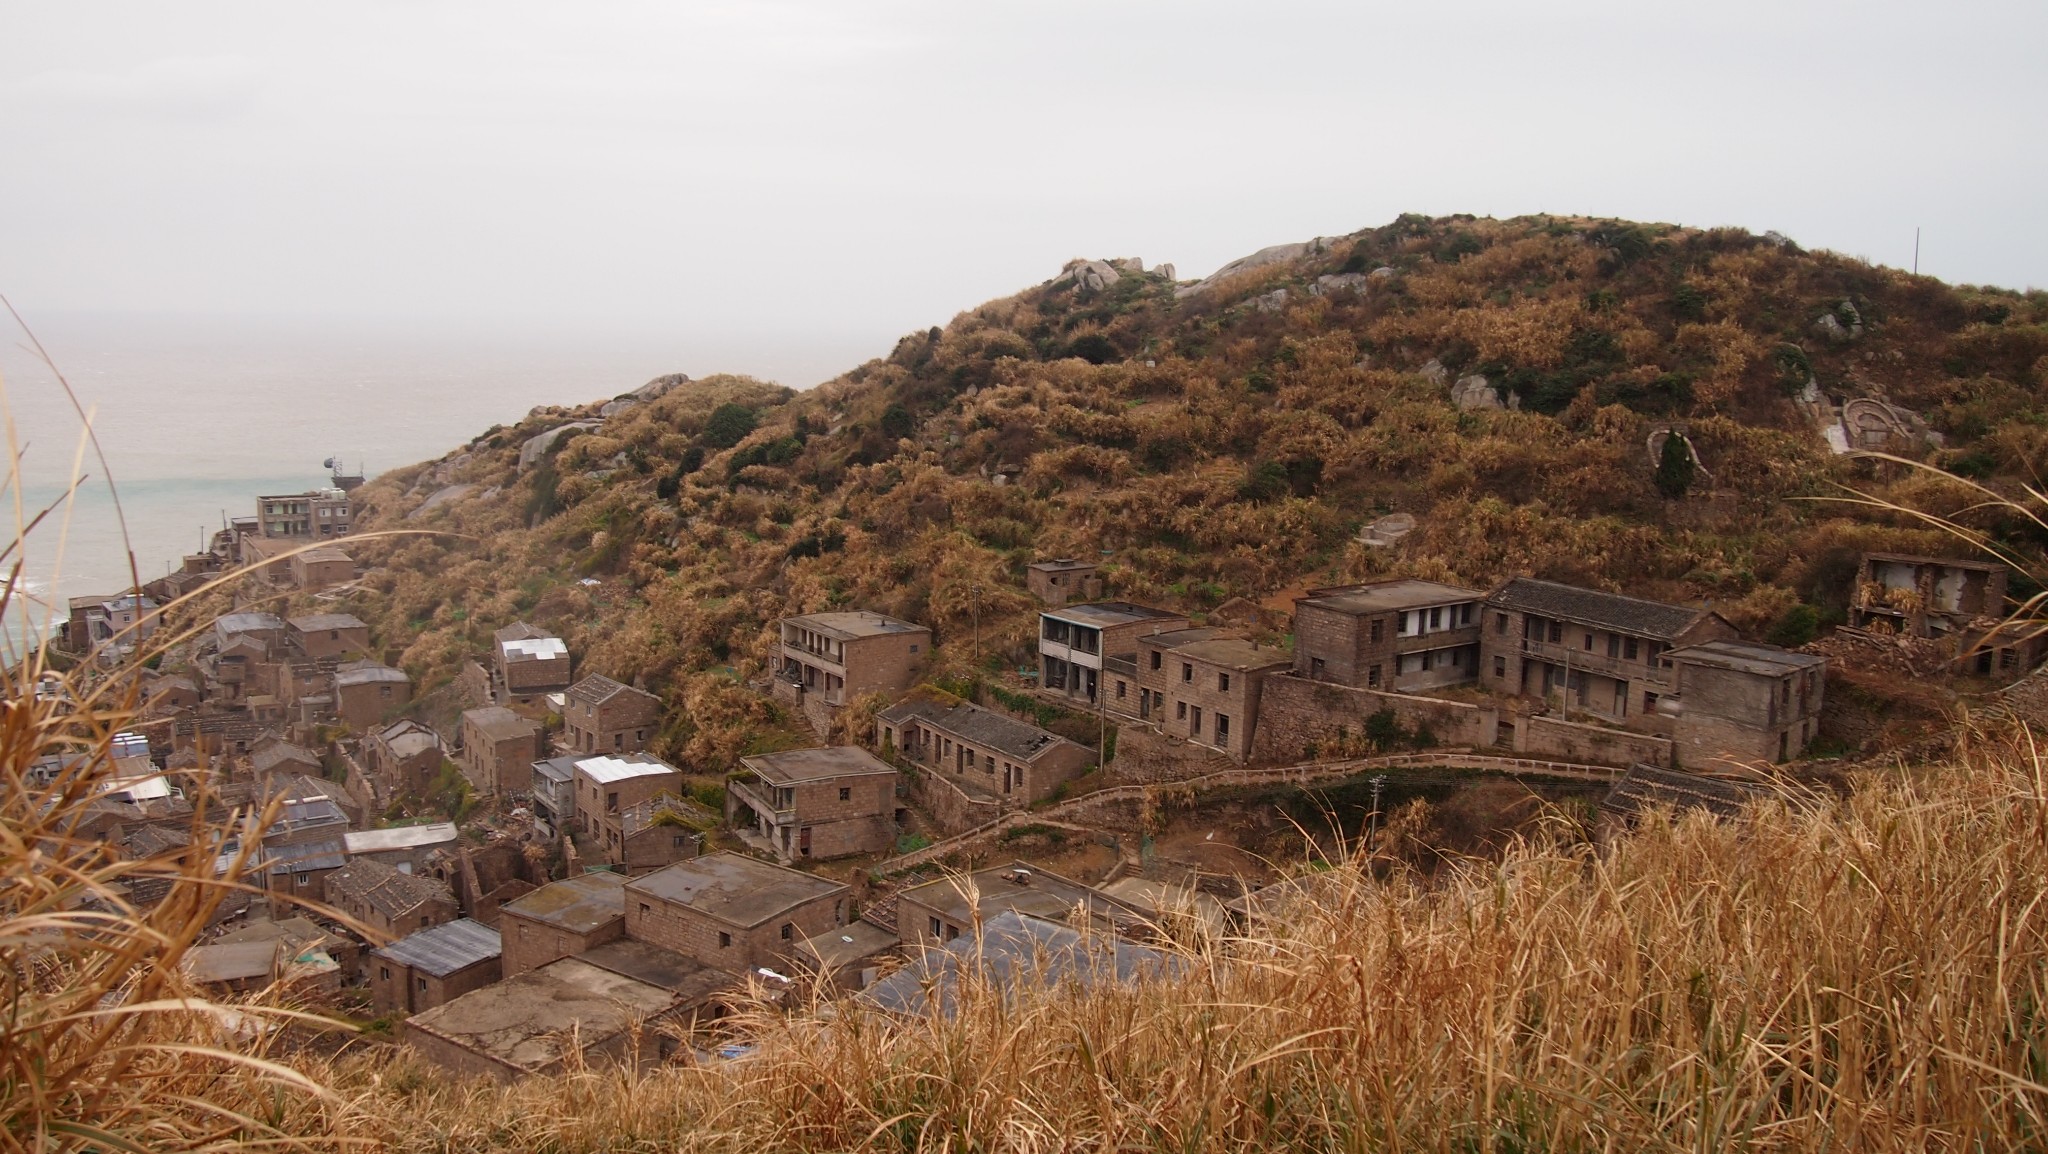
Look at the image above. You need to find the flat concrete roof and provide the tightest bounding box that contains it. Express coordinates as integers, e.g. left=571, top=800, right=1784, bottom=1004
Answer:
left=1169, top=637, right=1291, bottom=673
left=182, top=940, right=276, bottom=984
left=288, top=613, right=366, bottom=632
left=1298, top=579, right=1482, bottom=616
left=794, top=919, right=898, bottom=972
left=741, top=746, right=896, bottom=785
left=463, top=706, right=538, bottom=742
left=578, top=939, right=734, bottom=999
left=1666, top=639, right=1825, bottom=676
left=500, top=872, right=626, bottom=934
left=1042, top=602, right=1184, bottom=629
left=499, top=636, right=568, bottom=661
left=1028, top=558, right=1097, bottom=572
left=900, top=861, right=1135, bottom=929
left=405, top=956, right=677, bottom=1073
left=626, top=852, right=848, bottom=929
left=782, top=611, right=927, bottom=641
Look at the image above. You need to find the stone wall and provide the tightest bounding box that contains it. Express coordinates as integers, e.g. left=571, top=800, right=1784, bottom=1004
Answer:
left=1250, top=675, right=1499, bottom=763
left=904, top=764, right=1001, bottom=835
left=1513, top=714, right=1671, bottom=768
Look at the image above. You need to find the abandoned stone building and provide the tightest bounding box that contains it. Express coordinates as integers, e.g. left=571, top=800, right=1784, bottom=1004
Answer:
left=895, top=861, right=1140, bottom=950
left=494, top=623, right=572, bottom=705
left=1131, top=631, right=1291, bottom=762
left=323, top=858, right=459, bottom=939
left=1481, top=578, right=1737, bottom=727
left=622, top=852, right=851, bottom=973
left=1292, top=580, right=1486, bottom=692
left=610, top=792, right=715, bottom=873
left=458, top=706, right=542, bottom=795
left=368, top=917, right=502, bottom=1016
left=1662, top=640, right=1827, bottom=766
left=773, top=611, right=930, bottom=716
left=562, top=675, right=661, bottom=755
left=878, top=699, right=1092, bottom=807
left=365, top=719, right=445, bottom=796
left=255, top=488, right=352, bottom=540
left=1850, top=552, right=2009, bottom=638
left=289, top=546, right=356, bottom=592
left=498, top=872, right=630, bottom=977
left=725, top=746, right=899, bottom=861
left=572, top=752, right=685, bottom=849
left=1038, top=602, right=1190, bottom=706
left=334, top=663, right=412, bottom=731
left=287, top=613, right=372, bottom=661
left=1026, top=558, right=1103, bottom=607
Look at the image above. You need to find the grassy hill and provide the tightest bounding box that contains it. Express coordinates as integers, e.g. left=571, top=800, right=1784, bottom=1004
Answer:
left=334, top=213, right=2048, bottom=768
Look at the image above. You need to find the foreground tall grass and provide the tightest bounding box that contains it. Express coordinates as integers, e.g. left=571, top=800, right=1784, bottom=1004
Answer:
left=83, top=723, right=2018, bottom=1152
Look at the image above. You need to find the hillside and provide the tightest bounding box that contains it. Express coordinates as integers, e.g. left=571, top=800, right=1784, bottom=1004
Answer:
left=329, top=213, right=2048, bottom=769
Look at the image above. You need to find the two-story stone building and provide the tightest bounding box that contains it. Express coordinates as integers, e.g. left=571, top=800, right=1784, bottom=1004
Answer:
left=623, top=852, right=851, bottom=973
left=497, top=871, right=628, bottom=977
left=1849, top=552, right=2008, bottom=638
left=365, top=719, right=445, bottom=796
left=725, top=746, right=899, bottom=861
left=611, top=793, right=715, bottom=873
left=287, top=613, right=372, bottom=661
left=1134, top=632, right=1291, bottom=762
left=878, top=699, right=1093, bottom=808
left=571, top=752, right=686, bottom=849
left=774, top=611, right=930, bottom=712
left=458, top=706, right=542, bottom=796
left=323, top=857, right=459, bottom=940
left=562, top=675, right=662, bottom=755
left=1292, top=580, right=1486, bottom=692
left=1039, top=602, right=1189, bottom=707
left=1481, top=578, right=1737, bottom=727
left=368, top=917, right=502, bottom=1016
left=333, top=662, right=412, bottom=731
left=1662, top=640, right=1827, bottom=765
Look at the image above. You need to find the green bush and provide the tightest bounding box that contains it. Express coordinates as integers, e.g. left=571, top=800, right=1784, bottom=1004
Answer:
left=703, top=403, right=759, bottom=449
left=1766, top=604, right=1821, bottom=648
left=880, top=404, right=915, bottom=441
left=1654, top=433, right=1696, bottom=500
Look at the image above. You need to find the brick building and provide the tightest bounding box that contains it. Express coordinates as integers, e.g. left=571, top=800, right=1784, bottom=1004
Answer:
left=623, top=852, right=851, bottom=973
left=341, top=822, right=460, bottom=873
left=1481, top=578, right=1736, bottom=727
left=368, top=917, right=502, bottom=1016
left=562, top=675, right=662, bottom=755
left=572, top=753, right=686, bottom=850
left=254, top=488, right=352, bottom=540
left=288, top=613, right=372, bottom=661
left=774, top=611, right=930, bottom=710
left=458, top=706, right=542, bottom=795
left=895, top=861, right=1139, bottom=949
left=1662, top=640, right=1827, bottom=766
left=1026, top=558, right=1102, bottom=607
left=289, top=546, right=356, bottom=592
left=1039, top=602, right=1189, bottom=706
left=497, top=871, right=628, bottom=977
left=1850, top=552, right=2008, bottom=638
left=494, top=623, right=572, bottom=704
left=611, top=793, right=714, bottom=873
left=1134, top=633, right=1290, bottom=762
left=334, top=663, right=412, bottom=731
left=529, top=754, right=579, bottom=831
left=724, top=746, right=899, bottom=861
left=323, top=858, right=459, bottom=939
left=877, top=699, right=1091, bottom=807
left=1292, top=580, right=1486, bottom=692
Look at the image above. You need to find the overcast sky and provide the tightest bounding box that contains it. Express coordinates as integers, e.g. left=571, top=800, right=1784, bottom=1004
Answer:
left=3, top=1, right=2044, bottom=387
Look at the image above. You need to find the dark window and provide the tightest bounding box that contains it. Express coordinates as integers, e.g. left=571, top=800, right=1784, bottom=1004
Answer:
left=839, top=787, right=851, bottom=801
left=1176, top=700, right=1187, bottom=720
left=1219, top=672, right=1231, bottom=692
left=1607, top=634, right=1620, bottom=658
left=1190, top=706, right=1203, bottom=735
left=418, top=977, right=428, bottom=993
left=1370, top=619, right=1382, bottom=643
left=1624, top=637, right=1639, bottom=660
left=1216, top=714, right=1230, bottom=739
left=1583, top=633, right=1594, bottom=651
left=944, top=923, right=960, bottom=942
left=781, top=923, right=794, bottom=940
left=1644, top=691, right=1658, bottom=713
left=379, top=966, right=390, bottom=981
left=929, top=917, right=941, bottom=937
left=1182, top=662, right=1193, bottom=683
left=1310, top=657, right=1326, bottom=678
left=1428, top=607, right=1442, bottom=630
left=1149, top=650, right=1161, bottom=670
left=639, top=903, right=650, bottom=916
left=1548, top=622, right=1562, bottom=643
left=1495, top=613, right=1508, bottom=635
left=1494, top=656, right=1507, bottom=677
left=1368, top=664, right=1381, bottom=688
left=1116, top=680, right=1127, bottom=699
left=720, top=931, right=732, bottom=948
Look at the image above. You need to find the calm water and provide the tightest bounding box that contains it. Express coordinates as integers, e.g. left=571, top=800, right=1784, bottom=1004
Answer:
left=0, top=312, right=750, bottom=650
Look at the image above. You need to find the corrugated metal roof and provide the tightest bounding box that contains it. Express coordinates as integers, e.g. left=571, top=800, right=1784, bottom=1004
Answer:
left=374, top=917, right=501, bottom=977
left=343, top=822, right=458, bottom=854
left=574, top=753, right=678, bottom=784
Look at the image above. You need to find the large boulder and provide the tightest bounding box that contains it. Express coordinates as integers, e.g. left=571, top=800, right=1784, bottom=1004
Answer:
left=1056, top=259, right=1122, bottom=292
left=1418, top=359, right=1449, bottom=386
left=519, top=421, right=603, bottom=470
left=631, top=373, right=689, bottom=402
left=1173, top=237, right=1342, bottom=298
left=1452, top=375, right=1503, bottom=410
left=1311, top=273, right=1372, bottom=296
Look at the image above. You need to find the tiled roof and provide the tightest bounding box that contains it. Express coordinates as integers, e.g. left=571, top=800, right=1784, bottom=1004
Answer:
left=1600, top=764, right=1763, bottom=824
left=325, top=858, right=453, bottom=920
left=861, top=912, right=1175, bottom=1018
left=878, top=700, right=1075, bottom=763
left=567, top=674, right=650, bottom=707
left=1486, top=578, right=1710, bottom=641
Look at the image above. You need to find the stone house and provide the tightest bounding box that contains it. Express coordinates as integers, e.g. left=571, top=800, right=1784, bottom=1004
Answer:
left=572, top=753, right=686, bottom=853
left=1292, top=580, right=1486, bottom=692
left=368, top=917, right=502, bottom=1017
left=324, top=857, right=459, bottom=939
left=334, top=662, right=412, bottom=731
left=494, top=624, right=573, bottom=704
left=612, top=793, right=714, bottom=873
left=288, top=613, right=372, bottom=661
left=289, top=546, right=356, bottom=592
left=87, top=595, right=161, bottom=656
left=773, top=611, right=930, bottom=713
left=877, top=699, right=1091, bottom=807
left=1039, top=602, right=1190, bottom=706
left=562, top=675, right=662, bottom=755
left=724, top=746, right=899, bottom=861
left=1134, top=633, right=1291, bottom=762
left=340, top=822, right=460, bottom=873
left=1850, top=552, right=2008, bottom=638
left=623, top=852, right=851, bottom=973
left=458, top=707, right=542, bottom=795
left=365, top=719, right=445, bottom=796
left=259, top=838, right=347, bottom=910
left=250, top=739, right=325, bottom=782
left=214, top=612, right=286, bottom=657
left=1481, top=578, right=1737, bottom=728
left=1661, top=640, right=1827, bottom=766
left=255, top=488, right=352, bottom=540
left=895, top=861, right=1140, bottom=950
left=529, top=754, right=579, bottom=832
left=1960, top=621, right=2048, bottom=678
left=1027, top=558, right=1103, bottom=607
left=497, top=871, right=628, bottom=977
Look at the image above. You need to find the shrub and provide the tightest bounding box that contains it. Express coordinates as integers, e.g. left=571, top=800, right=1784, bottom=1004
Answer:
left=1654, top=432, right=1696, bottom=499
left=880, top=404, right=915, bottom=441
left=703, top=403, right=759, bottom=449
left=1766, top=603, right=1822, bottom=647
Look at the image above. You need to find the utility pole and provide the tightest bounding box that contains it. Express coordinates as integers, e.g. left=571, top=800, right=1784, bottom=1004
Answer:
left=1913, top=227, right=1921, bottom=276
left=1367, top=774, right=1388, bottom=853
left=972, top=584, right=982, bottom=666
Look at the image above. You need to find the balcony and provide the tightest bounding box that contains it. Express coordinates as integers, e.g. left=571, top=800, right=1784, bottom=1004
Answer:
left=1519, top=637, right=1660, bottom=684
left=728, top=778, right=796, bottom=826
left=780, top=640, right=846, bottom=670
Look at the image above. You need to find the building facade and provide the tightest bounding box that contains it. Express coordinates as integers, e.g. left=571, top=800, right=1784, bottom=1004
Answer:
left=572, top=753, right=685, bottom=845
left=1480, top=578, right=1737, bottom=728
left=562, top=675, right=662, bottom=755
left=623, top=852, right=851, bottom=972
left=1026, top=559, right=1102, bottom=607
left=369, top=918, right=502, bottom=1016
left=497, top=872, right=629, bottom=977
left=1850, top=552, right=2008, bottom=638
left=1662, top=640, right=1827, bottom=766
left=725, top=746, right=900, bottom=860
left=458, top=707, right=542, bottom=795
left=287, top=613, right=372, bottom=661
left=878, top=699, right=1092, bottom=807
left=1134, top=633, right=1291, bottom=762
left=1292, top=580, right=1485, bottom=692
left=495, top=624, right=573, bottom=703
left=1039, top=602, right=1189, bottom=706
left=774, top=611, right=930, bottom=710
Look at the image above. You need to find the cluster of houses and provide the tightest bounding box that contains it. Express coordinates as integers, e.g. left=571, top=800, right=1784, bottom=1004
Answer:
left=51, top=526, right=2041, bottom=1083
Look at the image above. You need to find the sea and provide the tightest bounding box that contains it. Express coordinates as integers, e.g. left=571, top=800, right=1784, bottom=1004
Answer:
left=0, top=311, right=850, bottom=654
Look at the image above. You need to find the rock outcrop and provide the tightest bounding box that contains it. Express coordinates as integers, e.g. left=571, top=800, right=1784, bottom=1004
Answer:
left=1174, top=237, right=1342, bottom=298
left=519, top=421, right=603, bottom=470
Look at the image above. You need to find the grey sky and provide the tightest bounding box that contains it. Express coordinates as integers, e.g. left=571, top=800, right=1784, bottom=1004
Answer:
left=3, top=1, right=2044, bottom=387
